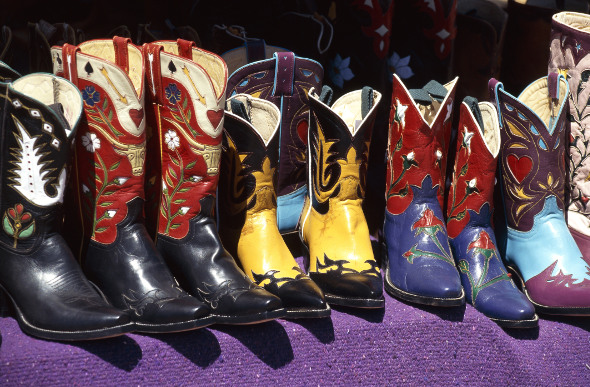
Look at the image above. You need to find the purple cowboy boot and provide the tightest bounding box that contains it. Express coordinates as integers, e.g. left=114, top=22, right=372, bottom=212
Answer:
left=549, top=12, right=590, bottom=265
left=447, top=97, right=537, bottom=327
left=491, top=73, right=590, bottom=315
left=223, top=45, right=323, bottom=233
left=383, top=74, right=464, bottom=307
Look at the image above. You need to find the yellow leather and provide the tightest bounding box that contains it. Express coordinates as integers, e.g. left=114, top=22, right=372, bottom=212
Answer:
left=222, top=95, right=305, bottom=288
left=300, top=122, right=378, bottom=277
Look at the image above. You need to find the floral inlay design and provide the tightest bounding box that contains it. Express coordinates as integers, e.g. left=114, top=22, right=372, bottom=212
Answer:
left=2, top=204, right=35, bottom=248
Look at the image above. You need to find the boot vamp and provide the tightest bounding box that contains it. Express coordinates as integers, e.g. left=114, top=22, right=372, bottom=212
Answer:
left=384, top=203, right=462, bottom=298
left=84, top=222, right=208, bottom=323
left=0, top=234, right=129, bottom=331
left=506, top=196, right=590, bottom=308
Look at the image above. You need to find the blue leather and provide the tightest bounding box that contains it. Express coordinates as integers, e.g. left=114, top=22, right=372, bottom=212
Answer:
left=503, top=196, right=590, bottom=283
left=277, top=185, right=307, bottom=233
left=449, top=204, right=536, bottom=321
left=384, top=176, right=463, bottom=299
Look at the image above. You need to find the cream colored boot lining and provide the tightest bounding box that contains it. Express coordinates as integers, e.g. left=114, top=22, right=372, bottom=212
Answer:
left=519, top=77, right=568, bottom=129
left=228, top=94, right=279, bottom=145
left=78, top=40, right=144, bottom=96
left=12, top=74, right=83, bottom=134
left=554, top=11, right=590, bottom=32
left=155, top=42, right=227, bottom=98
left=479, top=101, right=500, bottom=157
left=331, top=89, right=382, bottom=135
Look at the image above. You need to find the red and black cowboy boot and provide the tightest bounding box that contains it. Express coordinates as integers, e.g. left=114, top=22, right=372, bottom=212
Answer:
left=52, top=37, right=213, bottom=333
left=0, top=71, right=133, bottom=340
left=143, top=39, right=285, bottom=324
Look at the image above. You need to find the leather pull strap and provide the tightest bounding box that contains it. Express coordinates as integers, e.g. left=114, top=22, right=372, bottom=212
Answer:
left=177, top=38, right=195, bottom=60
left=273, top=52, right=295, bottom=96
left=361, top=86, right=373, bottom=120
left=61, top=43, right=80, bottom=86
left=488, top=78, right=504, bottom=127
left=246, top=38, right=266, bottom=63
left=113, top=36, right=131, bottom=73
left=143, top=43, right=164, bottom=102
left=548, top=72, right=559, bottom=100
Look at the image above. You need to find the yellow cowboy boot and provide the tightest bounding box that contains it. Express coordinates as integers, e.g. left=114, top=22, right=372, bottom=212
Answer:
left=300, top=86, right=384, bottom=308
left=219, top=94, right=330, bottom=318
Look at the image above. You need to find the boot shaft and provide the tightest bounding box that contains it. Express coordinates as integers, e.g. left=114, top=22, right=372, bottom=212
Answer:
left=307, top=86, right=381, bottom=213
left=224, top=47, right=323, bottom=200
left=220, top=94, right=280, bottom=220
left=0, top=73, right=82, bottom=250
left=51, top=37, right=146, bottom=245
left=447, top=99, right=500, bottom=238
left=385, top=74, right=457, bottom=215
left=143, top=40, right=227, bottom=239
left=491, top=74, right=569, bottom=232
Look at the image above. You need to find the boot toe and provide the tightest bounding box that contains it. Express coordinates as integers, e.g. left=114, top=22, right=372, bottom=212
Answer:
left=276, top=279, right=326, bottom=309
left=405, top=264, right=463, bottom=299
left=229, top=288, right=283, bottom=316
left=311, top=272, right=383, bottom=300
left=476, top=290, right=537, bottom=322
left=140, top=296, right=210, bottom=324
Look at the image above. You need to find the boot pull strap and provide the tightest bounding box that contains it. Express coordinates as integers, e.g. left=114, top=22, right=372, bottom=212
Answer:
left=113, top=36, right=131, bottom=73
left=361, top=86, right=374, bottom=120
left=488, top=77, right=504, bottom=128
left=548, top=71, right=560, bottom=121
left=177, top=38, right=195, bottom=60
left=463, top=96, right=484, bottom=132
left=408, top=80, right=446, bottom=105
left=229, top=99, right=251, bottom=123
left=319, top=85, right=333, bottom=106
left=61, top=43, right=80, bottom=86
left=246, top=39, right=266, bottom=63
left=272, top=52, right=295, bottom=97
left=143, top=43, right=164, bottom=101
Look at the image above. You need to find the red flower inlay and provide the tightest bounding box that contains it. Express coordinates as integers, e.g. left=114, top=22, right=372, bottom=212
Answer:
left=412, top=208, right=444, bottom=230
left=467, top=231, right=495, bottom=252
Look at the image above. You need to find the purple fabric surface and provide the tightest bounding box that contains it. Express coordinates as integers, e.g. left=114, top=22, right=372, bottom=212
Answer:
left=2, top=283, right=590, bottom=385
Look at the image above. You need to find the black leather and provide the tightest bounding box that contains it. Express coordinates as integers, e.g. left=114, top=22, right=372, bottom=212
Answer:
left=84, top=198, right=213, bottom=332
left=0, top=77, right=133, bottom=340
left=157, top=196, right=285, bottom=324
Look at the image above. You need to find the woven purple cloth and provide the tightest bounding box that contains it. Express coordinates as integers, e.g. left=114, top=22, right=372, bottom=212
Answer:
left=1, top=284, right=590, bottom=384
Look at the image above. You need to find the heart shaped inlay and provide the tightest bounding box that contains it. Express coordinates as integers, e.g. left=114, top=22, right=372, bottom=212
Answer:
left=129, top=108, right=144, bottom=128
left=297, top=119, right=308, bottom=145
left=507, top=154, right=533, bottom=184
left=207, top=109, right=223, bottom=130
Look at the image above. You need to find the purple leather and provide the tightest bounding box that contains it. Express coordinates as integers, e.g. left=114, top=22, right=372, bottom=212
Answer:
left=227, top=54, right=323, bottom=198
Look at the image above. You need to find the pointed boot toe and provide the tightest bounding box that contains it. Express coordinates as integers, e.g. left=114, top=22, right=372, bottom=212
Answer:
left=387, top=263, right=464, bottom=307
left=312, top=272, right=385, bottom=309
left=134, top=296, right=213, bottom=333
left=476, top=291, right=538, bottom=328
left=276, top=279, right=330, bottom=319
left=214, top=288, right=285, bottom=325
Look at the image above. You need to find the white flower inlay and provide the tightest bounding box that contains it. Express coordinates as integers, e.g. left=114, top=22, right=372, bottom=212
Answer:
left=468, top=178, right=477, bottom=188
left=179, top=207, right=190, bottom=215
left=435, top=149, right=442, bottom=160
left=407, top=151, right=415, bottom=161
left=165, top=130, right=180, bottom=151
left=81, top=132, right=101, bottom=153
left=106, top=210, right=117, bottom=218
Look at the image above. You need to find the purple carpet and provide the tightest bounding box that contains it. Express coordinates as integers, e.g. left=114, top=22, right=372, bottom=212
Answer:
left=2, top=288, right=590, bottom=385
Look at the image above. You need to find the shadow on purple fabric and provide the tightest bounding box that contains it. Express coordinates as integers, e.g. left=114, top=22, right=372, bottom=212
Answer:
left=393, top=297, right=467, bottom=322
left=70, top=335, right=142, bottom=371
left=331, top=305, right=385, bottom=324
left=288, top=317, right=335, bottom=344
left=211, top=321, right=293, bottom=369
left=144, top=328, right=221, bottom=368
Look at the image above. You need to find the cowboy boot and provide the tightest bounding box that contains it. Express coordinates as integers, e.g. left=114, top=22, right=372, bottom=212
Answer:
left=51, top=37, right=213, bottom=333
left=0, top=72, right=133, bottom=340
left=549, top=12, right=590, bottom=264
left=299, top=85, right=385, bottom=308
left=223, top=47, right=323, bottom=234
left=447, top=97, right=537, bottom=327
left=29, top=20, right=79, bottom=73
left=491, top=73, right=590, bottom=315
left=143, top=39, right=284, bottom=324
left=219, top=94, right=330, bottom=318
left=383, top=74, right=464, bottom=307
